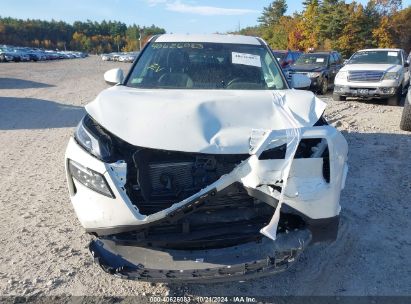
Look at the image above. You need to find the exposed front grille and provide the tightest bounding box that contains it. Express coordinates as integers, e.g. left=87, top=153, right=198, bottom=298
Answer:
left=348, top=70, right=384, bottom=82
left=127, top=150, right=248, bottom=215
left=148, top=162, right=194, bottom=192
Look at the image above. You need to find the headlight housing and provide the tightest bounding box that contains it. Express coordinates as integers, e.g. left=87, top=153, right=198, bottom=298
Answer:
left=68, top=160, right=114, bottom=198
left=383, top=72, right=400, bottom=80
left=74, top=115, right=114, bottom=161
left=307, top=72, right=321, bottom=78
left=335, top=71, right=347, bottom=80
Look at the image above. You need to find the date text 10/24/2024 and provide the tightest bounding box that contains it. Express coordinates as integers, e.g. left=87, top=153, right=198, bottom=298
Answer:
left=149, top=296, right=257, bottom=303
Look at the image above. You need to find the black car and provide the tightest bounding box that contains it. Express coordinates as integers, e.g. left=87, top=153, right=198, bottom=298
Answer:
left=272, top=50, right=302, bottom=73
left=288, top=51, right=344, bottom=95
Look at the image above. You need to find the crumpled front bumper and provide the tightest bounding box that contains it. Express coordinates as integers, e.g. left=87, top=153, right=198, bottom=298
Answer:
left=90, top=229, right=311, bottom=283
left=66, top=121, right=347, bottom=282
left=65, top=125, right=348, bottom=232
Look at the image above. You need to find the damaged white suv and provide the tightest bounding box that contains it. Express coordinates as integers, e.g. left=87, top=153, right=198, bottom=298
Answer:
left=65, top=34, right=348, bottom=282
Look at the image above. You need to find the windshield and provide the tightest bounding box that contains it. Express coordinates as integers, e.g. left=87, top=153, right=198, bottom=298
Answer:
left=349, top=50, right=402, bottom=65
left=126, top=42, right=286, bottom=90
left=294, top=53, right=328, bottom=66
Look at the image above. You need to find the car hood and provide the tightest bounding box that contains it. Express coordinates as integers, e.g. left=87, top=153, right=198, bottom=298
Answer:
left=85, top=86, right=326, bottom=154
left=290, top=65, right=325, bottom=72
left=340, top=64, right=401, bottom=73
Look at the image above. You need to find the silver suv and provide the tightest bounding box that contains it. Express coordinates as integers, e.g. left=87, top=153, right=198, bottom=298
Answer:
left=333, top=48, right=410, bottom=105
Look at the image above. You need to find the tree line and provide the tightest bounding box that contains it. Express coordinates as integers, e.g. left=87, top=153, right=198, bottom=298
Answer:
left=0, top=17, right=165, bottom=53
left=235, top=0, right=411, bottom=58
left=1, top=0, right=410, bottom=57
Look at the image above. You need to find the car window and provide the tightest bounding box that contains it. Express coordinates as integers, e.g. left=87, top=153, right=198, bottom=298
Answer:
left=349, top=51, right=402, bottom=65
left=127, top=42, right=287, bottom=90
left=272, top=51, right=286, bottom=64
left=401, top=50, right=407, bottom=65
left=295, top=53, right=328, bottom=66
left=292, top=52, right=302, bottom=62
left=332, top=53, right=341, bottom=64
left=329, top=53, right=336, bottom=65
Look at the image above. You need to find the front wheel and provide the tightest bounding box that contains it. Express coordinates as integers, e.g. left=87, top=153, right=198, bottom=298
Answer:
left=387, top=86, right=402, bottom=106
left=320, top=78, right=328, bottom=95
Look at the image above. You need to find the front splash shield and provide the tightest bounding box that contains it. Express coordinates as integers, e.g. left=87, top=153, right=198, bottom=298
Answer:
left=90, top=229, right=311, bottom=283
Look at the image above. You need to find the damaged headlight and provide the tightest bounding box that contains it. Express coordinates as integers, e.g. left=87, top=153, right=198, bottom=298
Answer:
left=68, top=160, right=114, bottom=198
left=74, top=115, right=113, bottom=161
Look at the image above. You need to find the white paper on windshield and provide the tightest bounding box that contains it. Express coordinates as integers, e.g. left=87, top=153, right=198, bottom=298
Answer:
left=388, top=51, right=398, bottom=57
left=316, top=58, right=325, bottom=63
left=232, top=52, right=261, bottom=67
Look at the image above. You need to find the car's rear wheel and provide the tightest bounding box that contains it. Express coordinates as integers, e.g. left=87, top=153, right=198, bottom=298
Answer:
left=400, top=93, right=411, bottom=131
left=333, top=93, right=346, bottom=101
left=387, top=86, right=402, bottom=106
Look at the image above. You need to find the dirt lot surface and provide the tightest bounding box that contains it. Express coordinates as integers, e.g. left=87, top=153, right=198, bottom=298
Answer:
left=0, top=56, right=410, bottom=299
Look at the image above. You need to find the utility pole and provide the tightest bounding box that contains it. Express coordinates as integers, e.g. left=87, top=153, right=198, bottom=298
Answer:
left=139, top=29, right=143, bottom=51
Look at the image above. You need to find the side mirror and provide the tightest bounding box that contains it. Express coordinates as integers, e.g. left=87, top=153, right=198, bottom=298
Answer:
left=343, top=59, right=349, bottom=65
left=291, top=73, right=311, bottom=89
left=405, top=61, right=410, bottom=68
left=104, top=68, right=124, bottom=85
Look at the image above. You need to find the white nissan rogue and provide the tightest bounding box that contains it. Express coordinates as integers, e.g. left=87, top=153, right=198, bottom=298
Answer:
left=333, top=48, right=410, bottom=105
left=65, top=34, right=348, bottom=282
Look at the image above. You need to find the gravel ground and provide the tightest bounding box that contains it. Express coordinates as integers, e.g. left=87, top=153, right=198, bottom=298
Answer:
left=0, top=56, right=410, bottom=299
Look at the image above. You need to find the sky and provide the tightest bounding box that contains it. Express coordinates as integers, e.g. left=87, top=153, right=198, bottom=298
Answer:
left=1, top=0, right=411, bottom=34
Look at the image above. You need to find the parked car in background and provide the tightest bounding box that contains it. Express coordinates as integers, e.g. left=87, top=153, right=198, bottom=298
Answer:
left=101, top=52, right=139, bottom=62
left=333, top=48, right=410, bottom=105
left=272, top=50, right=302, bottom=73
left=288, top=51, right=343, bottom=95
left=0, top=45, right=87, bottom=63
left=101, top=53, right=114, bottom=61
left=118, top=52, right=139, bottom=63
left=65, top=34, right=348, bottom=283
left=0, top=47, right=18, bottom=62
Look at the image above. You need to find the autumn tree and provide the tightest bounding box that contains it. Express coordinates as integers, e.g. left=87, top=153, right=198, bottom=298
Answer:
left=337, top=3, right=371, bottom=57
left=318, top=0, right=349, bottom=50
left=297, top=0, right=321, bottom=51
left=258, top=0, right=288, bottom=27
left=372, top=16, right=394, bottom=47
left=389, top=6, right=411, bottom=52
left=0, top=17, right=165, bottom=53
left=372, top=0, right=402, bottom=15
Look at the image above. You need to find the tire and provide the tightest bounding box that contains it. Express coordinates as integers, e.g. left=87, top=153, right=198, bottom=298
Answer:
left=403, top=81, right=410, bottom=96
left=400, top=93, right=411, bottom=131
left=320, top=78, right=328, bottom=95
left=333, top=93, right=346, bottom=101
left=387, top=86, right=402, bottom=106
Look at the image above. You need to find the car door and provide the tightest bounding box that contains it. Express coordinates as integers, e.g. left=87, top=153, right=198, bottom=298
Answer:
left=328, top=53, right=338, bottom=83
left=335, top=53, right=344, bottom=72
